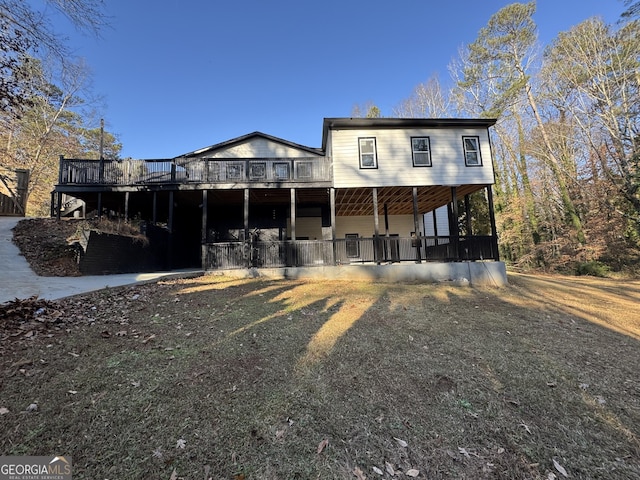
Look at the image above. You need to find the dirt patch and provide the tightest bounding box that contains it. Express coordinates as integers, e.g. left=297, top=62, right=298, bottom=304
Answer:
left=0, top=273, right=639, bottom=479
left=12, top=218, right=81, bottom=276
left=11, top=218, right=149, bottom=277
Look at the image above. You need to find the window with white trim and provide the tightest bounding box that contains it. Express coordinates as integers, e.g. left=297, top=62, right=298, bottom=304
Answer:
left=411, top=137, right=432, bottom=167
left=227, top=163, right=244, bottom=179
left=345, top=233, right=359, bottom=257
left=358, top=137, right=377, bottom=169
left=249, top=162, right=266, bottom=180
left=463, top=136, right=482, bottom=166
left=273, top=162, right=290, bottom=180
left=296, top=161, right=312, bottom=179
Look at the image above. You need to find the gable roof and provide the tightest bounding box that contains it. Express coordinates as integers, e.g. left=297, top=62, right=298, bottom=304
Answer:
left=178, top=131, right=323, bottom=158
left=321, top=117, right=497, bottom=151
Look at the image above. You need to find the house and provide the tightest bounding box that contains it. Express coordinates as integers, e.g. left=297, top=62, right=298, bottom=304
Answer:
left=53, top=117, right=506, bottom=285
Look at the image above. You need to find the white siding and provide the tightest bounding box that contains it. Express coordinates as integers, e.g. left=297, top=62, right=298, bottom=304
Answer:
left=193, top=137, right=321, bottom=159
left=330, top=127, right=494, bottom=188
left=335, top=215, right=421, bottom=238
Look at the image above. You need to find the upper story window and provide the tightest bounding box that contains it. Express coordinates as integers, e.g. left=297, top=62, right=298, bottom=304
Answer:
left=359, top=137, right=377, bottom=169
left=295, top=161, right=313, bottom=179
left=411, top=137, right=432, bottom=167
left=463, top=136, right=482, bottom=166
left=227, top=163, right=244, bottom=179
left=249, top=162, right=266, bottom=180
left=273, top=162, right=290, bottom=180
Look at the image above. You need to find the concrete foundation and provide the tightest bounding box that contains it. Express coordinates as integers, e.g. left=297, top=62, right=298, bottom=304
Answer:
left=210, top=261, right=508, bottom=287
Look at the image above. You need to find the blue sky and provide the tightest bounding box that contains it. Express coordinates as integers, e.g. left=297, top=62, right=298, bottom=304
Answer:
left=48, top=0, right=627, bottom=159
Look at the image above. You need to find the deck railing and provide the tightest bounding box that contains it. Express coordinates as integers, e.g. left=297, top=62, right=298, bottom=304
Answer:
left=58, top=156, right=332, bottom=186
left=203, top=235, right=499, bottom=270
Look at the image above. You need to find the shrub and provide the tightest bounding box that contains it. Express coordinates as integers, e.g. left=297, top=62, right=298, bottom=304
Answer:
left=576, top=261, right=610, bottom=277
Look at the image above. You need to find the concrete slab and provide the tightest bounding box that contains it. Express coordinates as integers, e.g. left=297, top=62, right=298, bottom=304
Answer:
left=0, top=217, right=203, bottom=303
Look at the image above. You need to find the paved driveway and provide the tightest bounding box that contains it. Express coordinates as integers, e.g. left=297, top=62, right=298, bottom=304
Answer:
left=0, top=217, right=202, bottom=303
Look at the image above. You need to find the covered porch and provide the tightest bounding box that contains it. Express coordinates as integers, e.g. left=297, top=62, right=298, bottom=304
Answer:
left=202, top=183, right=499, bottom=269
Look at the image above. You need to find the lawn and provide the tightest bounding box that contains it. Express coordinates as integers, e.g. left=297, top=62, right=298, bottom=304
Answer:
left=1, top=273, right=639, bottom=479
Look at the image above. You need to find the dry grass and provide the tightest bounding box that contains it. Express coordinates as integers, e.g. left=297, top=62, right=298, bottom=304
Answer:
left=1, top=273, right=639, bottom=479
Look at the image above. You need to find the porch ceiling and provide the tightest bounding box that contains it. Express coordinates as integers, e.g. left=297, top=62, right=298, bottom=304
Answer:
left=335, top=185, right=488, bottom=216
left=207, top=185, right=488, bottom=216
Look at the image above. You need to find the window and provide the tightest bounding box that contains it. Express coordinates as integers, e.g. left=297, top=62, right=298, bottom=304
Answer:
left=226, top=163, right=244, bottom=179
left=411, top=137, right=432, bottom=167
left=273, top=162, right=290, bottom=180
left=345, top=233, right=360, bottom=258
left=463, top=136, right=482, bottom=166
left=249, top=162, right=266, bottom=180
left=296, top=161, right=313, bottom=179
left=358, top=137, right=377, bottom=169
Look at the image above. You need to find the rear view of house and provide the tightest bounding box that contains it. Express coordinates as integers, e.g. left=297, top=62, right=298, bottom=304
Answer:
left=53, top=117, right=506, bottom=284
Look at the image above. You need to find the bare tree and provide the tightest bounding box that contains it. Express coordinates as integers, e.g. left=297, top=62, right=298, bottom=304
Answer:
left=0, top=0, right=108, bottom=113
left=543, top=17, right=640, bottom=226
left=393, top=75, right=451, bottom=118
left=458, top=2, right=586, bottom=244
left=351, top=101, right=381, bottom=118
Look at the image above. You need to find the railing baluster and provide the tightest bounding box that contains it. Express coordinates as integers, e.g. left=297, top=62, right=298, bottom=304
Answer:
left=58, top=157, right=332, bottom=186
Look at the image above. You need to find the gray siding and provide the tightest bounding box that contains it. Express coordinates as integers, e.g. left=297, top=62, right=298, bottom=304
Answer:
left=330, top=127, right=494, bottom=188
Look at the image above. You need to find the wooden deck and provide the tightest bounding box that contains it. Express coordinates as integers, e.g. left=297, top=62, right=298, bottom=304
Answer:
left=58, top=156, right=332, bottom=187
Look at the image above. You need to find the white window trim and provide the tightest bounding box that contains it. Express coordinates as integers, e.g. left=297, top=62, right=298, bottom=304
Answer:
left=463, top=136, right=482, bottom=166
left=345, top=233, right=360, bottom=258
left=358, top=137, right=378, bottom=169
left=273, top=162, right=290, bottom=180
left=411, top=136, right=432, bottom=167
left=295, top=161, right=313, bottom=179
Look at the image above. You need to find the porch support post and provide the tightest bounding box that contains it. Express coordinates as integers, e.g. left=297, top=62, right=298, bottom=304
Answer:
left=487, top=185, right=499, bottom=261
left=290, top=188, right=296, bottom=241
left=97, top=192, right=102, bottom=219
left=168, top=191, right=174, bottom=233
left=55, top=191, right=62, bottom=220
left=201, top=189, right=208, bottom=270
left=201, top=190, right=208, bottom=243
left=330, top=187, right=336, bottom=264
left=243, top=188, right=249, bottom=241
left=412, top=187, right=422, bottom=263
left=167, top=191, right=174, bottom=270
left=450, top=187, right=459, bottom=260
left=464, top=194, right=472, bottom=235
left=124, top=192, right=129, bottom=222
left=372, top=187, right=380, bottom=264
left=433, top=210, right=439, bottom=246
left=152, top=192, right=157, bottom=225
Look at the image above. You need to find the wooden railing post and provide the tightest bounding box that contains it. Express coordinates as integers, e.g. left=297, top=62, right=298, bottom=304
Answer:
left=58, top=155, right=64, bottom=184
left=99, top=157, right=104, bottom=183
left=372, top=187, right=380, bottom=264
left=412, top=187, right=422, bottom=263
left=487, top=185, right=499, bottom=261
